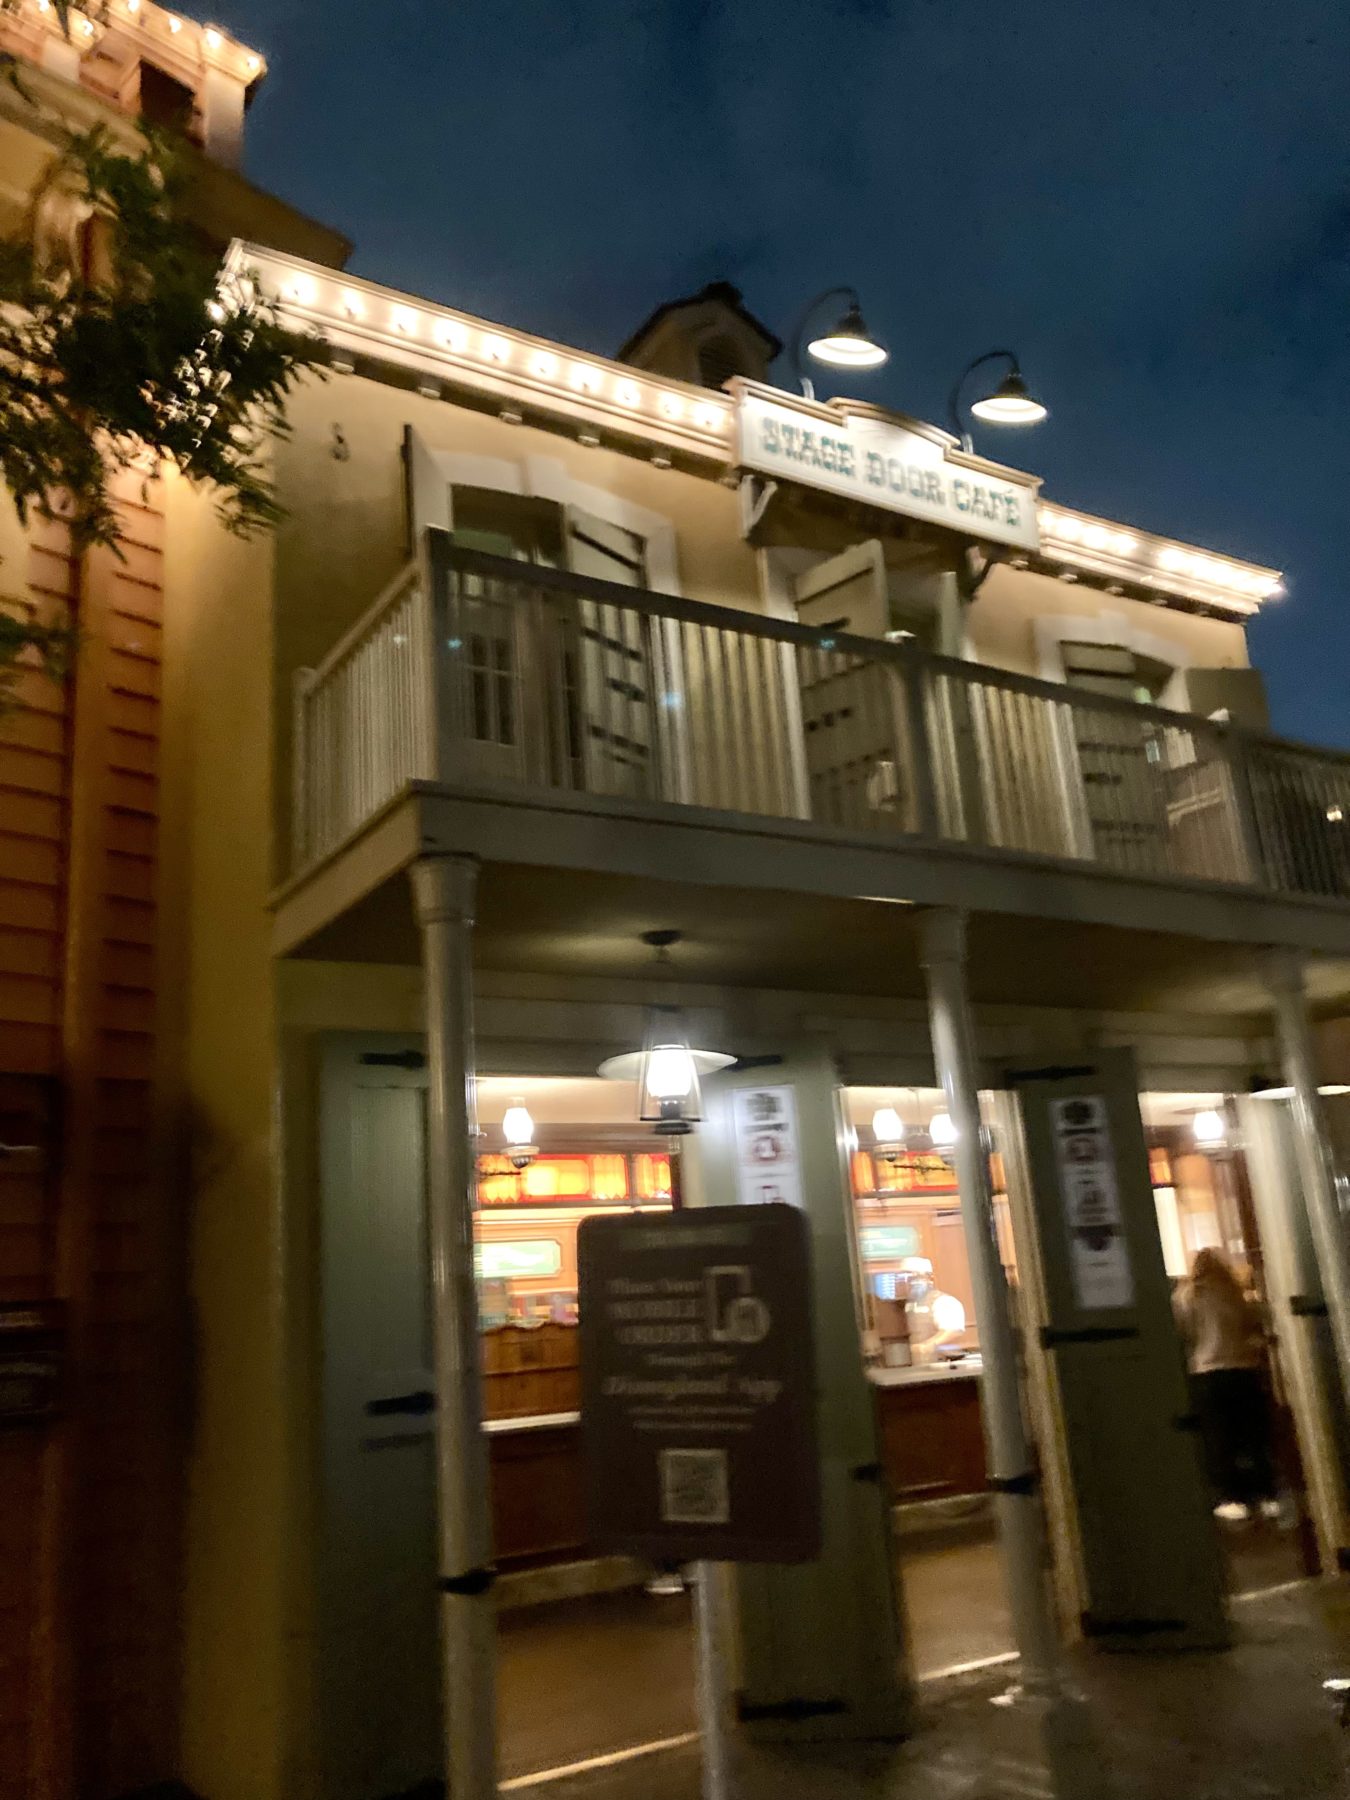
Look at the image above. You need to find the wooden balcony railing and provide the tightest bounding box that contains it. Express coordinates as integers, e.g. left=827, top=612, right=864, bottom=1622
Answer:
left=290, top=532, right=1350, bottom=908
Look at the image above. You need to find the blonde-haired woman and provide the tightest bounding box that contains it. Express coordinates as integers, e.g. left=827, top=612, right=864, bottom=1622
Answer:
left=1173, top=1247, right=1279, bottom=1522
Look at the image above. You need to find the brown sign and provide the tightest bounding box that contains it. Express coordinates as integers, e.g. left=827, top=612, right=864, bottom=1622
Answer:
left=577, top=1204, right=820, bottom=1563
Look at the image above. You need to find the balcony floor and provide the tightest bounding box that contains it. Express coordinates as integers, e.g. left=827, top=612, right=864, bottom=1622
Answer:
left=271, top=791, right=1350, bottom=1022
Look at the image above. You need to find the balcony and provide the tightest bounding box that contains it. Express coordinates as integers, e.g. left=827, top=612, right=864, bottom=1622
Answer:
left=280, top=534, right=1350, bottom=967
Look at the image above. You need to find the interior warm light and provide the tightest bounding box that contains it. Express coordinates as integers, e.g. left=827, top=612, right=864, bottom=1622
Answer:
left=1192, top=1109, right=1227, bottom=1146
left=246, top=53, right=261, bottom=72
left=614, top=379, right=641, bottom=407
left=645, top=1045, right=695, bottom=1102
left=572, top=365, right=602, bottom=393
left=660, top=394, right=683, bottom=420
left=126, top=0, right=141, bottom=12
left=204, top=25, right=222, bottom=48
left=872, top=1106, right=905, bottom=1147
left=341, top=290, right=363, bottom=318
left=482, top=335, right=511, bottom=363
left=694, top=404, right=725, bottom=430
left=807, top=301, right=888, bottom=369
left=435, top=319, right=467, bottom=352
left=531, top=352, right=557, bottom=379
left=501, top=1102, right=538, bottom=1171
left=929, top=1110, right=958, bottom=1149
left=391, top=307, right=418, bottom=335
left=167, top=13, right=182, bottom=29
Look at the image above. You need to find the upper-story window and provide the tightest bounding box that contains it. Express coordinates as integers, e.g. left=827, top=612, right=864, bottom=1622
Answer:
left=446, top=486, right=653, bottom=797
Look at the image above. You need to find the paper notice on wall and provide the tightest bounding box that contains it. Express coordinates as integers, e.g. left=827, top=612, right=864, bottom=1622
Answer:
left=1050, top=1096, right=1135, bottom=1311
left=731, top=1086, right=803, bottom=1209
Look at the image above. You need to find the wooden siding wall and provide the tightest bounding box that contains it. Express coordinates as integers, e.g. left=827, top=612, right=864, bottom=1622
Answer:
left=0, top=474, right=182, bottom=1798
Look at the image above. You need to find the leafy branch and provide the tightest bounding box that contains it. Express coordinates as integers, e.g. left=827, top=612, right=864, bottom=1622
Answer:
left=0, top=120, right=326, bottom=553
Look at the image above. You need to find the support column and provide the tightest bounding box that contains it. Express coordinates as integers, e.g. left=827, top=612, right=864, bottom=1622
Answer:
left=1266, top=949, right=1350, bottom=1413
left=410, top=855, right=496, bottom=1800
left=919, top=909, right=1061, bottom=1692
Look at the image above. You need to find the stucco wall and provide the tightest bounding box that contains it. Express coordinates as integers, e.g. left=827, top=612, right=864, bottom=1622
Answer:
left=160, top=470, right=287, bottom=1800
left=969, top=561, right=1252, bottom=680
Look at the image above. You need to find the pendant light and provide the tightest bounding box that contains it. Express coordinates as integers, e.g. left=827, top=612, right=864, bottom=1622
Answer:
left=872, top=1103, right=906, bottom=1166
left=1192, top=1108, right=1227, bottom=1148
left=595, top=930, right=735, bottom=1136
left=929, top=1108, right=958, bottom=1156
left=501, top=1100, right=538, bottom=1170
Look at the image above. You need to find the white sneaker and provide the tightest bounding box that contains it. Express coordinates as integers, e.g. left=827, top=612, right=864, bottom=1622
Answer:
left=1215, top=1501, right=1250, bottom=1522
left=1259, top=1499, right=1283, bottom=1522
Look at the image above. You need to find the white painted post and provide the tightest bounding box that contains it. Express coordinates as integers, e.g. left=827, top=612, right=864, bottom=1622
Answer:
left=1266, top=948, right=1350, bottom=1409
left=918, top=908, right=1062, bottom=1692
left=410, top=854, right=497, bottom=1800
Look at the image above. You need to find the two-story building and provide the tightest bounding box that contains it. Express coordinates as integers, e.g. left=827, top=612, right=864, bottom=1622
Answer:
left=148, top=232, right=1350, bottom=1799
left=4, top=6, right=1350, bottom=1798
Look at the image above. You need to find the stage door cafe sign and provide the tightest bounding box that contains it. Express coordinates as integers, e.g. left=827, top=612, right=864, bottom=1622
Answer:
left=578, top=1205, right=820, bottom=1563
left=737, top=388, right=1041, bottom=553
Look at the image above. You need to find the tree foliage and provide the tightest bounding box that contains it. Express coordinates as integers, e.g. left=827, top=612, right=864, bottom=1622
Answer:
left=0, top=118, right=326, bottom=554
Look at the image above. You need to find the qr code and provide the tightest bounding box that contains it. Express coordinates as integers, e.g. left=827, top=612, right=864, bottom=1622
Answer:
left=659, top=1448, right=729, bottom=1526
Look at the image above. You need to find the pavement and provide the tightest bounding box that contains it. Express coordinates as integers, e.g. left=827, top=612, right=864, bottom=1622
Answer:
left=506, top=1582, right=1350, bottom=1800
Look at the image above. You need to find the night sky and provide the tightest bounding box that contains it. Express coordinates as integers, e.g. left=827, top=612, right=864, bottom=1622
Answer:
left=215, top=0, right=1347, bottom=746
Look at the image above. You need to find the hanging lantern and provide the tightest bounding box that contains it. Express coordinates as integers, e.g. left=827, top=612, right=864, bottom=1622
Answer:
left=639, top=1006, right=703, bottom=1137
left=501, top=1101, right=538, bottom=1170
left=595, top=930, right=735, bottom=1137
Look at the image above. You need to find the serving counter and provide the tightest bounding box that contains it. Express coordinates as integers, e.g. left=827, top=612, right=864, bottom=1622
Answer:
left=482, top=1326, right=989, bottom=1566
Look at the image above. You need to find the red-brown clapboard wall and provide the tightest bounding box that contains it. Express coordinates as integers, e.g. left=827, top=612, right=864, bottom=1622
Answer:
left=0, top=472, right=184, bottom=1799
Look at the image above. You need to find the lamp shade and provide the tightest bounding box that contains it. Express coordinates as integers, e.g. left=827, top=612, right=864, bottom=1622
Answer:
left=872, top=1106, right=905, bottom=1148
left=501, top=1101, right=538, bottom=1170
left=596, top=1007, right=734, bottom=1137
left=1192, top=1108, right=1227, bottom=1147
left=929, top=1109, right=958, bottom=1149
left=807, top=302, right=888, bottom=370
left=969, top=367, right=1047, bottom=425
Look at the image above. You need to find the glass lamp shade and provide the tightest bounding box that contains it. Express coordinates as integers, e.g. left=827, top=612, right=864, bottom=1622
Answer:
left=872, top=1105, right=906, bottom=1161
left=501, top=1102, right=538, bottom=1170
left=641, top=1034, right=699, bottom=1134
left=929, top=1109, right=958, bottom=1150
left=1192, top=1108, right=1227, bottom=1147
left=969, top=368, right=1047, bottom=425
left=807, top=302, right=888, bottom=370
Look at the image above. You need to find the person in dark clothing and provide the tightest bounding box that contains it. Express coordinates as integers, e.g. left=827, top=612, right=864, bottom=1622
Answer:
left=1173, top=1247, right=1280, bottom=1521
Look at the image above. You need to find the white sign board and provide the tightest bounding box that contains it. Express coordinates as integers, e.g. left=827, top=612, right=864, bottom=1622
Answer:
left=737, top=389, right=1040, bottom=552
left=731, top=1086, right=803, bottom=1209
left=1050, top=1096, right=1136, bottom=1311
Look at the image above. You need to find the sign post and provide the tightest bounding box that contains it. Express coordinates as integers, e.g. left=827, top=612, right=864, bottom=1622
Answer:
left=578, top=1204, right=820, bottom=1794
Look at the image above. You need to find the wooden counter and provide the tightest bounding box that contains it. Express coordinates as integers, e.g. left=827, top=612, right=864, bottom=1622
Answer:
left=871, top=1362, right=987, bottom=1503
left=484, top=1355, right=989, bottom=1568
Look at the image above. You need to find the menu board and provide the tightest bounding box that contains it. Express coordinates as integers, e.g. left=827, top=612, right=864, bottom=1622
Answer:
left=476, top=1152, right=672, bottom=1208
left=1051, top=1096, right=1136, bottom=1311
left=731, top=1086, right=803, bottom=1208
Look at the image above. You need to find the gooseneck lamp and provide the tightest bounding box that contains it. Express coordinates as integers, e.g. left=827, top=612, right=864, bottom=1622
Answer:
left=947, top=350, right=1047, bottom=452
left=791, top=287, right=888, bottom=400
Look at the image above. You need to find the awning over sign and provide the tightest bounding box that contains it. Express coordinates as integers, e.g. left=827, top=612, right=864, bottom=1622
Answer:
left=732, top=378, right=1042, bottom=553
